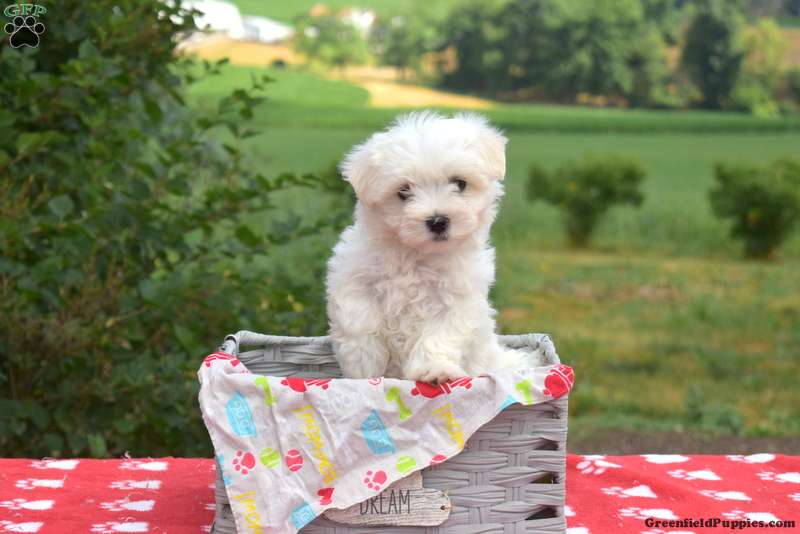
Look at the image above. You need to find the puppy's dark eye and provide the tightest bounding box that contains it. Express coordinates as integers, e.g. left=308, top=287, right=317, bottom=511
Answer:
left=450, top=177, right=467, bottom=192
left=397, top=185, right=412, bottom=201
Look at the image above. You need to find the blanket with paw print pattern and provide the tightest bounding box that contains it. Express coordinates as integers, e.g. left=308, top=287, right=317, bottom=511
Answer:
left=197, top=340, right=573, bottom=534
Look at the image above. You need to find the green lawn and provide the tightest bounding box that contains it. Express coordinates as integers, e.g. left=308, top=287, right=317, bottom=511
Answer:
left=189, top=65, right=800, bottom=442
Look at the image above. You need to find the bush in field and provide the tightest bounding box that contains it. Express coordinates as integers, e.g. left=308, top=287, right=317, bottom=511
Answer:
left=710, top=159, right=800, bottom=258
left=294, top=13, right=370, bottom=70
left=527, top=156, right=645, bottom=247
left=0, top=0, right=350, bottom=457
left=681, top=0, right=745, bottom=109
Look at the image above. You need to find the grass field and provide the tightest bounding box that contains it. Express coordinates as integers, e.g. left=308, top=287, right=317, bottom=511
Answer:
left=190, top=65, right=800, bottom=449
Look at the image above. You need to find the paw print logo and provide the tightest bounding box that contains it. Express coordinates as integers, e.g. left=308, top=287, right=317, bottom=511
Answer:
left=4, top=16, right=45, bottom=48
left=668, top=468, right=721, bottom=481
left=698, top=489, right=751, bottom=501
left=90, top=522, right=149, bottom=533
left=575, top=455, right=621, bottom=475
left=618, top=507, right=678, bottom=521
left=363, top=469, right=387, bottom=491
left=232, top=450, right=256, bottom=475
left=757, top=470, right=800, bottom=484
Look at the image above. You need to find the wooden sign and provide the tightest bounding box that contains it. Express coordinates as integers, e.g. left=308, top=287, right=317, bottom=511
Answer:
left=323, top=472, right=451, bottom=526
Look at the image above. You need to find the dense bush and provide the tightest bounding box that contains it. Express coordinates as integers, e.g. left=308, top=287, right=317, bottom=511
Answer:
left=709, top=159, right=800, bottom=258
left=0, top=0, right=350, bottom=457
left=527, top=156, right=645, bottom=247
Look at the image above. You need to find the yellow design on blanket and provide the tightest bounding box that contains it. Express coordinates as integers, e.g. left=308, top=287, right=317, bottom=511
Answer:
left=292, top=404, right=338, bottom=484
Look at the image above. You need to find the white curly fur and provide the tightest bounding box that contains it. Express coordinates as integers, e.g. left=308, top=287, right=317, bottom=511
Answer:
left=326, top=111, right=535, bottom=383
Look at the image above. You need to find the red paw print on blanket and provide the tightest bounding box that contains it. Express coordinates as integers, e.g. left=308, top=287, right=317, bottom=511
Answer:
left=232, top=450, right=256, bottom=475
left=410, top=377, right=473, bottom=398
left=280, top=378, right=332, bottom=392
left=364, top=470, right=387, bottom=491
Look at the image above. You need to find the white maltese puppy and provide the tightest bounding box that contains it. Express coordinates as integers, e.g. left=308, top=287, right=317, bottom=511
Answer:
left=326, top=111, right=534, bottom=383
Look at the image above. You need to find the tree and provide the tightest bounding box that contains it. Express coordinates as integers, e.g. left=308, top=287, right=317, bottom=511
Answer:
left=681, top=0, right=745, bottom=108
left=294, top=13, right=370, bottom=70
left=370, top=11, right=438, bottom=80
left=732, top=18, right=788, bottom=116
left=0, top=0, right=350, bottom=457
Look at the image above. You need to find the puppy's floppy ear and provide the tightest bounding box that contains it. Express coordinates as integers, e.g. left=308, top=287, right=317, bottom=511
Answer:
left=458, top=113, right=507, bottom=181
left=338, top=133, right=384, bottom=205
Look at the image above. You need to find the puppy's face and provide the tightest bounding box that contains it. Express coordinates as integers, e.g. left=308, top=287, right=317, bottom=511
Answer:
left=340, top=112, right=507, bottom=252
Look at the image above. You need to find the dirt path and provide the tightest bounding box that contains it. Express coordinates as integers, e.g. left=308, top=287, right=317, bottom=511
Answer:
left=183, top=36, right=494, bottom=109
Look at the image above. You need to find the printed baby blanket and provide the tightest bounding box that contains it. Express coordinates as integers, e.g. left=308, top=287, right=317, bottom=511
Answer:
left=198, top=348, right=574, bottom=534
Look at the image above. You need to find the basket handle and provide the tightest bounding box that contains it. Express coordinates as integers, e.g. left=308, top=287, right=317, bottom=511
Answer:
left=219, top=330, right=271, bottom=356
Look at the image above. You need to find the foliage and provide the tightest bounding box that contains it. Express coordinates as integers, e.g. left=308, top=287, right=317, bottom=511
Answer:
left=0, top=0, right=350, bottom=457
left=709, top=159, right=800, bottom=258
left=369, top=10, right=440, bottom=79
left=681, top=0, right=745, bottom=108
left=438, top=0, right=668, bottom=105
left=293, top=13, right=370, bottom=69
left=527, top=155, right=645, bottom=247
left=732, top=18, right=788, bottom=116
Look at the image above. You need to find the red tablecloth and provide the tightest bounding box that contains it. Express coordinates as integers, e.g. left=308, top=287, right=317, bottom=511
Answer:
left=0, top=455, right=797, bottom=533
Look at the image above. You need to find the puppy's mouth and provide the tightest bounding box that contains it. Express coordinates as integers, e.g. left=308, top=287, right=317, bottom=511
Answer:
left=432, top=233, right=449, bottom=242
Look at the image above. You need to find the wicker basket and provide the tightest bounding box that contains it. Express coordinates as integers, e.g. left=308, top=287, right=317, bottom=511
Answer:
left=210, top=330, right=568, bottom=534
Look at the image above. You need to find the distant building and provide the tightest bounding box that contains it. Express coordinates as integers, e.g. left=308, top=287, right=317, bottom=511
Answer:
left=182, top=0, right=293, bottom=43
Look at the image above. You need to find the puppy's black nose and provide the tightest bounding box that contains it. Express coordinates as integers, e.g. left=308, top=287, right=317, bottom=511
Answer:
left=426, top=215, right=450, bottom=235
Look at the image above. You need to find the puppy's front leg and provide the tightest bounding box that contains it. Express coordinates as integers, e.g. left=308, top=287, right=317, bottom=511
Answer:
left=328, top=291, right=389, bottom=378
left=404, top=320, right=467, bottom=384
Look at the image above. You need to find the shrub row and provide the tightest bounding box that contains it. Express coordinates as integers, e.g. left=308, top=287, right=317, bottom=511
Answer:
left=527, top=156, right=800, bottom=258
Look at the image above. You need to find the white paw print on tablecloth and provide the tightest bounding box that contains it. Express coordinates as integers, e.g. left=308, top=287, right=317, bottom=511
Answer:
left=0, top=499, right=53, bottom=511
left=757, top=470, right=800, bottom=484
left=619, top=507, right=678, bottom=521
left=90, top=522, right=149, bottom=533
left=641, top=455, right=689, bottom=465
left=109, top=480, right=161, bottom=490
left=564, top=505, right=575, bottom=517
left=726, top=453, right=775, bottom=464
left=698, top=489, right=751, bottom=501
left=30, top=459, right=78, bottom=470
left=0, top=522, right=44, bottom=533
left=119, top=460, right=167, bottom=472
left=789, top=492, right=800, bottom=502
left=601, top=484, right=657, bottom=499
left=722, top=510, right=782, bottom=522
left=14, top=479, right=64, bottom=490
left=576, top=455, right=621, bottom=475
left=668, top=469, right=721, bottom=481
left=99, top=499, right=155, bottom=512
left=566, top=528, right=590, bottom=534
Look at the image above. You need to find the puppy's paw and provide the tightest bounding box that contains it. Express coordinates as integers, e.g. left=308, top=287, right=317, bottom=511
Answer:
left=406, top=361, right=467, bottom=384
